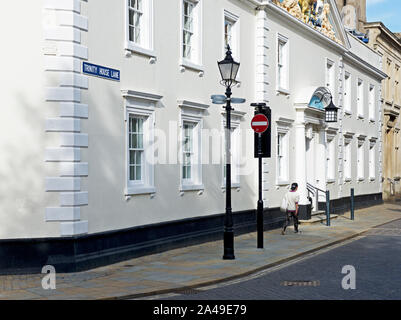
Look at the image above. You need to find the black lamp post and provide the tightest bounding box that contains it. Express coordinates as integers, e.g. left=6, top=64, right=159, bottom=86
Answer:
left=218, top=45, right=240, bottom=260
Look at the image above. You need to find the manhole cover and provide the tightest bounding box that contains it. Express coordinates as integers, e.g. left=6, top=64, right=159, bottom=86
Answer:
left=174, top=288, right=202, bottom=295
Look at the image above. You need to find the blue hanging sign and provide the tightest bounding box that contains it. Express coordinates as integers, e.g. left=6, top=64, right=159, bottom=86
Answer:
left=82, top=62, right=120, bottom=81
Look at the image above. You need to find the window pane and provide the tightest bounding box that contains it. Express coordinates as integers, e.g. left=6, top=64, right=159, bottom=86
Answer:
left=136, top=165, right=142, bottom=181
left=130, top=151, right=136, bottom=165
left=130, top=166, right=135, bottom=180
left=135, top=150, right=142, bottom=165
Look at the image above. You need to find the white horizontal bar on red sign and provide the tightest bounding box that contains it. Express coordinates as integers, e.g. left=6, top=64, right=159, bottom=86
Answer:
left=252, top=122, right=268, bottom=126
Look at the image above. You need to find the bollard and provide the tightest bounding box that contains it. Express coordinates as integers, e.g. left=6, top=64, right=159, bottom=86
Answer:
left=350, top=188, right=355, bottom=220
left=326, top=190, right=330, bottom=226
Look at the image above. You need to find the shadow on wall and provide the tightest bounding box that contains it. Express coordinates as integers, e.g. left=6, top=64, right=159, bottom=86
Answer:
left=0, top=92, right=51, bottom=239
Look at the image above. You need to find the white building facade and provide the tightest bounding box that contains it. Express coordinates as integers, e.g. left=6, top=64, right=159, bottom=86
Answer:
left=0, top=0, right=386, bottom=273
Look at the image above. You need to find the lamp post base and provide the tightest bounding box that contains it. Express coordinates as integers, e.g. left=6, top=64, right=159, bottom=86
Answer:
left=223, top=230, right=235, bottom=260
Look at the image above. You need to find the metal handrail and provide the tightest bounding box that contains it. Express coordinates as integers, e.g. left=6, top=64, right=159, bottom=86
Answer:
left=306, top=183, right=327, bottom=212
left=307, top=182, right=325, bottom=194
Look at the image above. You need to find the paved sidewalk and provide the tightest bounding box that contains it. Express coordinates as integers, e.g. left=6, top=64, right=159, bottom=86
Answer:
left=1, top=203, right=400, bottom=300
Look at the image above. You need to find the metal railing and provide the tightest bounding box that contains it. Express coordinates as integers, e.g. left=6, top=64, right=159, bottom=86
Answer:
left=307, top=183, right=330, bottom=226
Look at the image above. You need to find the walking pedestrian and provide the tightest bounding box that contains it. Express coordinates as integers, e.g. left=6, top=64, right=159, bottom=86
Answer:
left=281, top=182, right=300, bottom=235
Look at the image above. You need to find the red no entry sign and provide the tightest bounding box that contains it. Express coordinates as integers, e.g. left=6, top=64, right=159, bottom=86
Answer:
left=251, top=114, right=269, bottom=133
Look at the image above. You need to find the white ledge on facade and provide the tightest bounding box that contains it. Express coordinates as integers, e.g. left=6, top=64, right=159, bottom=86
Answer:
left=124, top=42, right=157, bottom=61
left=276, top=87, right=290, bottom=96
left=276, top=181, right=290, bottom=187
left=326, top=179, right=336, bottom=184
left=221, top=183, right=241, bottom=192
left=178, top=100, right=209, bottom=112
left=180, top=184, right=205, bottom=192
left=344, top=109, right=353, bottom=115
left=125, top=186, right=156, bottom=196
left=121, top=90, right=163, bottom=102
left=179, top=58, right=205, bottom=74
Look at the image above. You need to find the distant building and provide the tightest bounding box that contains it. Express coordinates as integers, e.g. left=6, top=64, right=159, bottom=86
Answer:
left=336, top=0, right=366, bottom=32
left=363, top=21, right=401, bottom=201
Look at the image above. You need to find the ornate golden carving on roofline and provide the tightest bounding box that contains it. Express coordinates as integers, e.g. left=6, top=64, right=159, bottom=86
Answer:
left=272, top=0, right=342, bottom=44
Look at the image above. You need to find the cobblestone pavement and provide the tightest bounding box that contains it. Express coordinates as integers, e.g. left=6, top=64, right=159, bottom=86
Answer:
left=0, top=203, right=400, bottom=300
left=166, top=218, right=401, bottom=300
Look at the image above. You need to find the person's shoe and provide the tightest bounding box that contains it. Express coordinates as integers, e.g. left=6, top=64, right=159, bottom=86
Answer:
left=294, top=229, right=299, bottom=233
left=281, top=230, right=285, bottom=235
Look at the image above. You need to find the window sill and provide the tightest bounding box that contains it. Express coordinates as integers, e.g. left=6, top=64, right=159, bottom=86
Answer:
left=125, top=42, right=157, bottom=60
left=369, top=118, right=376, bottom=123
left=357, top=177, right=365, bottom=182
left=344, top=109, right=352, bottom=115
left=180, top=184, right=204, bottom=192
left=125, top=186, right=156, bottom=195
left=369, top=177, right=376, bottom=182
left=221, top=183, right=241, bottom=189
left=344, top=178, right=352, bottom=182
left=326, top=179, right=336, bottom=184
left=357, top=114, right=365, bottom=120
left=179, top=58, right=205, bottom=74
left=276, top=180, right=290, bottom=186
left=276, top=87, right=290, bottom=96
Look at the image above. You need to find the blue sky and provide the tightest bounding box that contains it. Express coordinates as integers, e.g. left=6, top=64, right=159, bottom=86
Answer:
left=366, top=0, right=401, bottom=32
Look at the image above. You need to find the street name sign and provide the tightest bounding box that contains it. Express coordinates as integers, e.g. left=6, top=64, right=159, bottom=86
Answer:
left=83, top=62, right=120, bottom=81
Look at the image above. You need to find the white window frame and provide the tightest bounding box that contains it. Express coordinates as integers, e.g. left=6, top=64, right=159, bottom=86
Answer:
left=344, top=71, right=352, bottom=114
left=357, top=137, right=366, bottom=181
left=343, top=133, right=354, bottom=182
left=326, top=135, right=336, bottom=182
left=368, top=84, right=375, bottom=122
left=369, top=139, right=376, bottom=181
left=122, top=90, right=162, bottom=196
left=276, top=33, right=289, bottom=94
left=326, top=59, right=335, bottom=99
left=178, top=100, right=208, bottom=192
left=357, top=78, right=364, bottom=119
left=180, top=0, right=203, bottom=72
left=125, top=0, right=155, bottom=58
left=221, top=111, right=244, bottom=189
left=125, top=106, right=155, bottom=195
left=276, top=120, right=291, bottom=185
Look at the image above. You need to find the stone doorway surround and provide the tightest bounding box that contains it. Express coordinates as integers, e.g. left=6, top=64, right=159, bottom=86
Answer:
left=295, top=103, right=328, bottom=216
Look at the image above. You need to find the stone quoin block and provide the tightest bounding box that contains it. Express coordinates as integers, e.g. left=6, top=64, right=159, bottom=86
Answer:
left=46, top=118, right=80, bottom=132
left=45, top=177, right=81, bottom=192
left=59, top=162, right=88, bottom=177
left=46, top=207, right=81, bottom=221
left=60, top=133, right=88, bottom=147
left=60, top=192, right=88, bottom=206
left=60, top=103, right=88, bottom=119
left=45, top=148, right=81, bottom=162
left=60, top=220, right=88, bottom=236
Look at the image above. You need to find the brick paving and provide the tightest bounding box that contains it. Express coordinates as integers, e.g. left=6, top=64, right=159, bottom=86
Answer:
left=0, top=203, right=400, bottom=300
